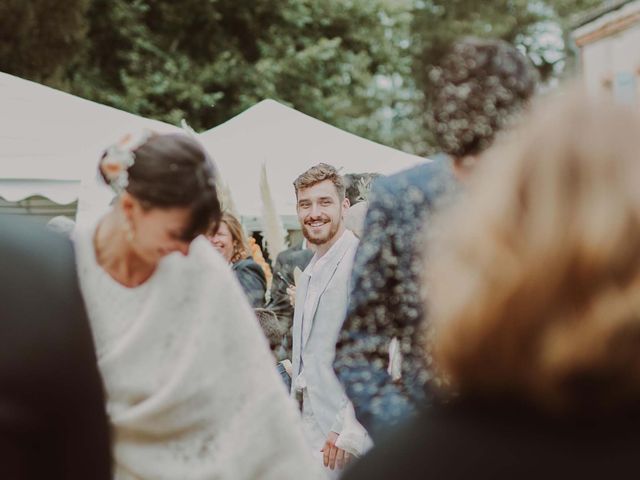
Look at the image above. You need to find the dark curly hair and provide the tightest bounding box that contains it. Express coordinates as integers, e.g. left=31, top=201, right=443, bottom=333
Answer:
left=427, top=37, right=538, bottom=159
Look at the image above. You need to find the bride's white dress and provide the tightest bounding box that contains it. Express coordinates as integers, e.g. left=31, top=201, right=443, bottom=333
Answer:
left=74, top=223, right=324, bottom=480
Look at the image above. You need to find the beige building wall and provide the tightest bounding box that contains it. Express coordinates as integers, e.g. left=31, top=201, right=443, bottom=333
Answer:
left=573, top=1, right=640, bottom=108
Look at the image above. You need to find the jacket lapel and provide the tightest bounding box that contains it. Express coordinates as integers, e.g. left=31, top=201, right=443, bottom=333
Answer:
left=292, top=270, right=311, bottom=376
left=302, top=231, right=357, bottom=348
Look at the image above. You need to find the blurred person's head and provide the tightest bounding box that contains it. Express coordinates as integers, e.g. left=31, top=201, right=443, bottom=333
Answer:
left=206, top=212, right=250, bottom=264
left=425, top=90, right=640, bottom=415
left=344, top=173, right=379, bottom=206
left=294, top=163, right=349, bottom=252
left=46, top=216, right=76, bottom=237
left=98, top=132, right=220, bottom=265
left=344, top=201, right=368, bottom=239
left=427, top=37, right=538, bottom=173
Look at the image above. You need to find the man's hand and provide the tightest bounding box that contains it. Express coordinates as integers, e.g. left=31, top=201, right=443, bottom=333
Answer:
left=320, top=431, right=352, bottom=470
left=286, top=285, right=297, bottom=307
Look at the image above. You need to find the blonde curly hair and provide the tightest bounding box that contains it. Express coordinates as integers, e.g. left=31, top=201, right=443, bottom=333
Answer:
left=424, top=89, right=640, bottom=414
left=208, top=212, right=249, bottom=264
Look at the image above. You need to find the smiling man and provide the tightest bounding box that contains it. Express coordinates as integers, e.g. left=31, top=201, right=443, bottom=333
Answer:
left=290, top=164, right=370, bottom=477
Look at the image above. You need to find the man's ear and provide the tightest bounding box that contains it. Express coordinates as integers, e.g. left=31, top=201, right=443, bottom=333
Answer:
left=342, top=197, right=351, bottom=210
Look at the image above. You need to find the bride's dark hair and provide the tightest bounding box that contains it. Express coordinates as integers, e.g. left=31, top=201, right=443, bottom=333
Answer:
left=100, top=133, right=221, bottom=241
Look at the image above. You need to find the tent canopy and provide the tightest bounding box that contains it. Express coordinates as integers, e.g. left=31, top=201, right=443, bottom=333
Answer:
left=199, top=100, right=426, bottom=228
left=1, top=72, right=427, bottom=227
left=0, top=71, right=178, bottom=206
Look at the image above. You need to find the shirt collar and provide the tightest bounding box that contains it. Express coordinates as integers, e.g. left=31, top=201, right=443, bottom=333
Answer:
left=306, top=229, right=350, bottom=275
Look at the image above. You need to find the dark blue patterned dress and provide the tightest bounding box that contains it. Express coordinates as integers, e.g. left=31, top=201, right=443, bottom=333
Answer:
left=334, top=157, right=458, bottom=439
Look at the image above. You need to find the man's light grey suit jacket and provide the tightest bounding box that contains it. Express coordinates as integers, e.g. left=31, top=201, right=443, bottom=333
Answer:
left=291, top=230, right=359, bottom=438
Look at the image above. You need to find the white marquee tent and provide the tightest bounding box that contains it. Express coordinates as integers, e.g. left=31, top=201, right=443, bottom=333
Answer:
left=1, top=72, right=427, bottom=227
left=0, top=72, right=179, bottom=221
left=199, top=100, right=427, bottom=229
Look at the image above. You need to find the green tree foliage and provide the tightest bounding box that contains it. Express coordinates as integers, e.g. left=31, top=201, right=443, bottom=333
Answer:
left=411, top=0, right=602, bottom=89
left=410, top=0, right=601, bottom=152
left=0, top=0, right=90, bottom=85
left=0, top=0, right=603, bottom=155
left=67, top=0, right=415, bottom=144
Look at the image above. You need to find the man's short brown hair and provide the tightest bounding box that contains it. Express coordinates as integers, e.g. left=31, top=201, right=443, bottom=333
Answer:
left=293, top=163, right=345, bottom=199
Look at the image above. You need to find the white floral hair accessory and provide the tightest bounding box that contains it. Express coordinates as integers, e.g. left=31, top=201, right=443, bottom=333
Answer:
left=100, top=130, right=152, bottom=194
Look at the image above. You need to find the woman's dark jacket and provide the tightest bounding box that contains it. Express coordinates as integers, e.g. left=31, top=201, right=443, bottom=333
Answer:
left=232, top=257, right=267, bottom=308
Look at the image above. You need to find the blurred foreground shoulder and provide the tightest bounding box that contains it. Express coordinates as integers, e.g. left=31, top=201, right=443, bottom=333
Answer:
left=0, top=215, right=112, bottom=480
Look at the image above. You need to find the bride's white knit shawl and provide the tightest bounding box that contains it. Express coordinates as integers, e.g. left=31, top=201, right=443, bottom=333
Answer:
left=75, top=227, right=323, bottom=480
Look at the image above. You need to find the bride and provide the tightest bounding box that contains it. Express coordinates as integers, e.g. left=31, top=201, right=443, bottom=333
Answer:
left=74, top=132, right=323, bottom=479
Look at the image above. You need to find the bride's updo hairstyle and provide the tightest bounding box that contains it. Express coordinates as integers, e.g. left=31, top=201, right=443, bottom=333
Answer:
left=99, top=132, right=221, bottom=241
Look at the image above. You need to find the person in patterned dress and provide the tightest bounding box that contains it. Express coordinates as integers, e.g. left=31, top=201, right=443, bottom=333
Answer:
left=334, top=37, right=539, bottom=440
